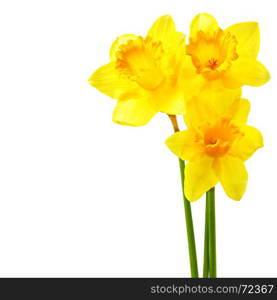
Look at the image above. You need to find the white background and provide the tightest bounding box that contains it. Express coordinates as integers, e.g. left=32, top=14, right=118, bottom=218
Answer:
left=0, top=0, right=276, bottom=277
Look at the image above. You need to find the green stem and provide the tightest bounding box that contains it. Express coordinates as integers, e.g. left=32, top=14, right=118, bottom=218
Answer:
left=168, top=115, right=198, bottom=278
left=178, top=159, right=199, bottom=278
left=203, top=193, right=210, bottom=278
left=207, top=187, right=216, bottom=278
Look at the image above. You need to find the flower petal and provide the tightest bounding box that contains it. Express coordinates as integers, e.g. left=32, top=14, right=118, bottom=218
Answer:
left=147, top=15, right=185, bottom=52
left=157, top=95, right=187, bottom=115
left=182, top=62, right=206, bottom=99
left=146, top=15, right=187, bottom=114
left=184, top=89, right=228, bottom=129
left=184, top=96, right=207, bottom=128
left=190, top=13, right=219, bottom=41
left=183, top=83, right=241, bottom=128
left=88, top=62, right=142, bottom=100
left=165, top=130, right=201, bottom=161
left=215, top=156, right=248, bottom=200
left=225, top=22, right=260, bottom=59
left=232, top=98, right=250, bottom=125
left=112, top=98, right=157, bottom=126
left=230, top=125, right=263, bottom=161
left=110, top=34, right=138, bottom=61
left=147, top=15, right=175, bottom=39
left=149, top=82, right=187, bottom=115
left=198, top=81, right=242, bottom=117
left=223, top=58, right=270, bottom=88
left=185, top=156, right=218, bottom=202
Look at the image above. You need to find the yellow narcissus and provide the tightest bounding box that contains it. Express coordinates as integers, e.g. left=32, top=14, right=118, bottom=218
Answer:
left=166, top=98, right=263, bottom=201
left=186, top=13, right=270, bottom=89
left=89, top=15, right=188, bottom=126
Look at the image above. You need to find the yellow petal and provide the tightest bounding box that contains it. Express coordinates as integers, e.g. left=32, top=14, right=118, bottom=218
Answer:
left=215, top=156, right=248, bottom=200
left=110, top=34, right=138, bottom=61
left=149, top=83, right=187, bottom=115
left=185, top=94, right=245, bottom=135
left=88, top=62, right=142, bottom=100
left=147, top=15, right=175, bottom=39
left=182, top=61, right=206, bottom=100
left=183, top=83, right=241, bottom=128
left=223, top=58, right=270, bottom=88
left=198, top=81, right=242, bottom=117
left=184, top=96, right=205, bottom=128
left=147, top=15, right=185, bottom=52
left=184, top=93, right=215, bottom=128
left=190, top=13, right=219, bottom=41
left=157, top=95, right=187, bottom=115
left=232, top=98, right=250, bottom=125
left=112, top=98, right=157, bottom=126
left=230, top=125, right=263, bottom=161
left=185, top=156, right=218, bottom=202
left=146, top=15, right=187, bottom=115
left=147, top=56, right=194, bottom=115
left=225, top=22, right=260, bottom=59
left=165, top=130, right=201, bottom=161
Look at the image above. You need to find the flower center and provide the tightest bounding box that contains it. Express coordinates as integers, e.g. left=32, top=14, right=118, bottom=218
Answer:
left=207, top=58, right=219, bottom=70
left=187, top=29, right=238, bottom=80
left=115, top=36, right=165, bottom=90
left=203, top=119, right=241, bottom=157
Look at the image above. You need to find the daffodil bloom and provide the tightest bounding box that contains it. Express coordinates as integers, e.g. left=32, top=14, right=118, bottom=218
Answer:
left=166, top=98, right=263, bottom=201
left=186, top=13, right=270, bottom=89
left=89, top=15, right=188, bottom=126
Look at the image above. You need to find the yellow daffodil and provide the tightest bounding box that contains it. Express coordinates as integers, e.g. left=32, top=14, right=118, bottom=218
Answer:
left=166, top=98, right=263, bottom=201
left=186, top=13, right=270, bottom=89
left=89, top=15, right=188, bottom=126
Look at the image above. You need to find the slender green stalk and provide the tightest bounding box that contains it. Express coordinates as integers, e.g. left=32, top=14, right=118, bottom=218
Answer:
left=203, top=193, right=210, bottom=278
left=168, top=115, right=198, bottom=278
left=207, top=187, right=216, bottom=278
left=178, top=159, right=199, bottom=278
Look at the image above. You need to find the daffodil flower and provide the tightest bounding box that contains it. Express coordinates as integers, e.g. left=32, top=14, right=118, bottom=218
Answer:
left=89, top=15, right=188, bottom=126
left=186, top=13, right=270, bottom=89
left=166, top=98, right=263, bottom=201
left=88, top=13, right=270, bottom=278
